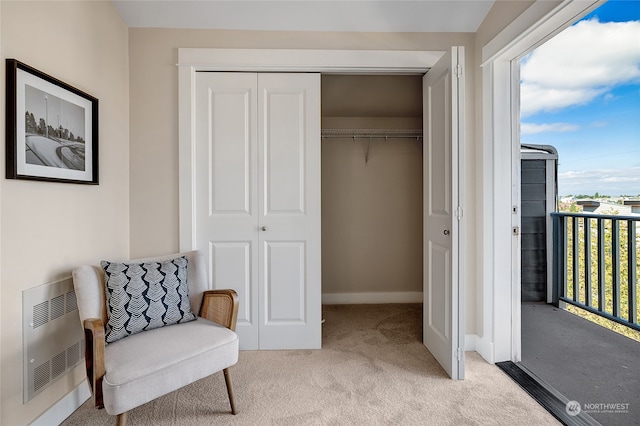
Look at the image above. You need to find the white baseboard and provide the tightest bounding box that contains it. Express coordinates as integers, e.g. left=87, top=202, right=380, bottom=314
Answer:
left=465, top=333, right=494, bottom=364
left=464, top=334, right=477, bottom=352
left=30, top=382, right=90, bottom=426
left=322, top=291, right=423, bottom=304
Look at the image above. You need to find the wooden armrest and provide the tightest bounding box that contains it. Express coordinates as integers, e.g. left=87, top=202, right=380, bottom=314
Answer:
left=200, top=289, right=239, bottom=331
left=84, top=318, right=106, bottom=409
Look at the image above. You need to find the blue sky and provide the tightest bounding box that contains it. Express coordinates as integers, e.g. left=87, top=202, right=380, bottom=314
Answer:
left=520, top=0, right=640, bottom=196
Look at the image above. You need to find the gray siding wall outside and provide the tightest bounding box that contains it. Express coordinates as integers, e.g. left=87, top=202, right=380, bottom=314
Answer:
left=521, top=159, right=548, bottom=302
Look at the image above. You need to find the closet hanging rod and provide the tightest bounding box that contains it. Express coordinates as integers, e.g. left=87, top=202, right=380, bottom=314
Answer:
left=321, top=128, right=423, bottom=139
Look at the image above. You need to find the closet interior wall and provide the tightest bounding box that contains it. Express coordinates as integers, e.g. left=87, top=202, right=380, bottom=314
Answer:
left=321, top=75, right=424, bottom=302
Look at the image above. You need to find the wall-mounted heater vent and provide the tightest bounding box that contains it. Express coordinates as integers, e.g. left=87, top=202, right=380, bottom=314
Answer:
left=23, top=277, right=84, bottom=403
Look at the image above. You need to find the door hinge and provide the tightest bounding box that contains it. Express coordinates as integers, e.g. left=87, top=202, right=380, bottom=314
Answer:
left=456, top=206, right=463, bottom=220
left=456, top=347, right=463, bottom=361
left=512, top=226, right=520, bottom=236
left=454, top=64, right=463, bottom=78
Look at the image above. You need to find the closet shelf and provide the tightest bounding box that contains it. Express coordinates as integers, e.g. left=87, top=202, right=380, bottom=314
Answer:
left=321, top=128, right=423, bottom=139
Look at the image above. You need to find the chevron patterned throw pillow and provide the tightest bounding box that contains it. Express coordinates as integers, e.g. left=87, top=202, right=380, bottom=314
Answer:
left=101, top=256, right=197, bottom=343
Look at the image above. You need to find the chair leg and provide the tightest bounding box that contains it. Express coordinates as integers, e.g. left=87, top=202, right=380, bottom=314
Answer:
left=116, top=411, right=127, bottom=426
left=223, top=368, right=237, bottom=414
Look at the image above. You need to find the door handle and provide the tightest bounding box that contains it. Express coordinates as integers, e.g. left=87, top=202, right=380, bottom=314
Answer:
left=443, top=229, right=450, bottom=235
left=261, top=226, right=267, bottom=232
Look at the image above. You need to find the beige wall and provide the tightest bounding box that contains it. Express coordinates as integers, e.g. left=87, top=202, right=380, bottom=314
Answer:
left=476, top=0, right=535, bottom=49
left=0, top=1, right=129, bottom=424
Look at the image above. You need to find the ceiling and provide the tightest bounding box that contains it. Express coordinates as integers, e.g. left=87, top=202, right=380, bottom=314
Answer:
left=112, top=0, right=495, bottom=33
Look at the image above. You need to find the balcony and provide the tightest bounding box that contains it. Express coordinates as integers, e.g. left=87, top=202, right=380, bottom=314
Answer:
left=510, top=212, right=639, bottom=426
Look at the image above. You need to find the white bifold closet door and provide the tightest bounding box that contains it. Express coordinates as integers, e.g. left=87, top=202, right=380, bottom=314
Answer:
left=195, top=72, right=321, bottom=350
left=423, top=47, right=465, bottom=379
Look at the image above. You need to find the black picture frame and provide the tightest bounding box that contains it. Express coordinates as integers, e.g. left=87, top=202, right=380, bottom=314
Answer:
left=6, top=59, right=98, bottom=184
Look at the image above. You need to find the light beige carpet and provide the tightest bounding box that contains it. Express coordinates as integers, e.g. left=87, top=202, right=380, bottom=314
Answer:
left=62, top=304, right=559, bottom=425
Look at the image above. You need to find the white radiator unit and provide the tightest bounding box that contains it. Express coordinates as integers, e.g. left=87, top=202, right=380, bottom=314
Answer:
left=23, top=277, right=84, bottom=403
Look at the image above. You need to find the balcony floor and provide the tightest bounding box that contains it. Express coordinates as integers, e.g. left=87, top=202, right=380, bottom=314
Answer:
left=521, top=302, right=640, bottom=426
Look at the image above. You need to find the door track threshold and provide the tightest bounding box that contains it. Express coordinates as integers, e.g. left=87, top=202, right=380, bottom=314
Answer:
left=496, top=361, right=601, bottom=426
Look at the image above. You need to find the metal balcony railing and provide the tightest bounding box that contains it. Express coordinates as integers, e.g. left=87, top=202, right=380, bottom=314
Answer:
left=551, top=212, right=639, bottom=331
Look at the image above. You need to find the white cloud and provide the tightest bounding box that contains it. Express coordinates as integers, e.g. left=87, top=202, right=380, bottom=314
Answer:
left=521, top=19, right=640, bottom=116
left=601, top=176, right=638, bottom=183
left=558, top=167, right=640, bottom=195
left=520, top=84, right=607, bottom=116
left=521, top=122, right=580, bottom=135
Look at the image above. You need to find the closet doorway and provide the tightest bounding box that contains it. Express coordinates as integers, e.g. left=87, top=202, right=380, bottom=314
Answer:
left=320, top=74, right=424, bottom=306
left=178, top=47, right=464, bottom=379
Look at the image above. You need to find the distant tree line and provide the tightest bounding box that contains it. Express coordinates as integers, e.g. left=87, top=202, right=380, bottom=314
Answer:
left=25, top=111, right=84, bottom=143
left=566, top=192, right=610, bottom=199
left=560, top=193, right=640, bottom=206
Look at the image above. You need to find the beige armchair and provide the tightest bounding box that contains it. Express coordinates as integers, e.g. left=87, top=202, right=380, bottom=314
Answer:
left=72, top=251, right=239, bottom=425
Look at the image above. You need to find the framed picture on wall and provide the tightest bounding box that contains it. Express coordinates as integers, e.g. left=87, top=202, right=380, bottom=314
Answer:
left=5, top=59, right=98, bottom=184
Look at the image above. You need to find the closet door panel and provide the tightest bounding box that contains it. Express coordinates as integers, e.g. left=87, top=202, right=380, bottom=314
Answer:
left=258, top=73, right=321, bottom=350
left=263, top=91, right=305, bottom=214
left=211, top=242, right=253, bottom=326
left=264, top=241, right=306, bottom=322
left=210, top=91, right=252, bottom=214
left=195, top=72, right=259, bottom=350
